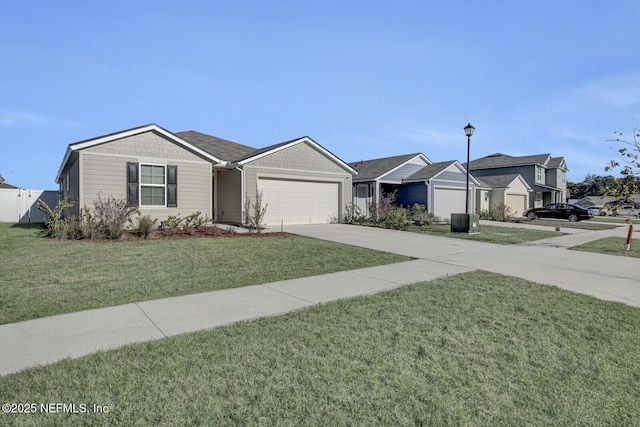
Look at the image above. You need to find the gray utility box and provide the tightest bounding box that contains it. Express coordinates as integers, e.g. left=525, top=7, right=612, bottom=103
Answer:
left=450, top=213, right=480, bottom=233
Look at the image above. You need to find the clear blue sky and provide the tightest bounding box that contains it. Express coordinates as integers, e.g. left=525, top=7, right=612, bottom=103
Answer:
left=1, top=1, right=639, bottom=189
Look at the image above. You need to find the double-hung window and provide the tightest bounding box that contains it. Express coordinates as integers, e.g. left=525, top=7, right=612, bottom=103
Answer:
left=140, top=164, right=166, bottom=206
left=126, top=162, right=177, bottom=207
left=535, top=166, right=545, bottom=184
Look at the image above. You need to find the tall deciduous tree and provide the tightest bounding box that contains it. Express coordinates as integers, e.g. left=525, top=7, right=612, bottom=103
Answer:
left=606, top=126, right=640, bottom=177
left=606, top=126, right=640, bottom=197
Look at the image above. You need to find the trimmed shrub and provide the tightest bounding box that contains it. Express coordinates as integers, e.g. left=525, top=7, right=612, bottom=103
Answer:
left=488, top=202, right=513, bottom=222
left=344, top=203, right=366, bottom=224
left=384, top=207, right=408, bottom=230
left=80, top=205, right=99, bottom=240
left=137, top=215, right=158, bottom=239
left=183, top=211, right=204, bottom=235
left=409, top=203, right=440, bottom=225
left=59, top=216, right=83, bottom=240
left=93, top=194, right=139, bottom=239
left=162, top=215, right=183, bottom=236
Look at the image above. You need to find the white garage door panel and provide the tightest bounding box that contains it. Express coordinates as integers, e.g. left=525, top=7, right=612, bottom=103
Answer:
left=258, top=179, right=339, bottom=225
left=433, top=188, right=467, bottom=219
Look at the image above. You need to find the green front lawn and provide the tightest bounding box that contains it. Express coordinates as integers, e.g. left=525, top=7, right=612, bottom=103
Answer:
left=0, top=223, right=409, bottom=325
left=1, top=271, right=638, bottom=425
left=525, top=219, right=620, bottom=230
left=407, top=224, right=563, bottom=244
left=571, top=236, right=640, bottom=258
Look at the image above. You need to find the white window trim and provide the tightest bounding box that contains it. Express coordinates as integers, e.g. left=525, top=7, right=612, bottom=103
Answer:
left=139, top=163, right=167, bottom=207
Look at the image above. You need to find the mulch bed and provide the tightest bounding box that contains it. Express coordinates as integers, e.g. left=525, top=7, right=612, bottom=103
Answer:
left=52, top=227, right=292, bottom=242
left=147, top=227, right=291, bottom=240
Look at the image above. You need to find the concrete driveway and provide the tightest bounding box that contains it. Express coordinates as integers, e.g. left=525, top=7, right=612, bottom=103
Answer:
left=284, top=223, right=640, bottom=308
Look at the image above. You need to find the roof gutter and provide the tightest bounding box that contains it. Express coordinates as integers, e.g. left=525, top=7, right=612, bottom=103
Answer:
left=54, top=146, right=74, bottom=183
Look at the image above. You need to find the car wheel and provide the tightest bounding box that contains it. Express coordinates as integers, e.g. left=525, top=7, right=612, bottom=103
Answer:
left=600, top=211, right=607, bottom=216
left=527, top=212, right=537, bottom=220
left=568, top=214, right=578, bottom=222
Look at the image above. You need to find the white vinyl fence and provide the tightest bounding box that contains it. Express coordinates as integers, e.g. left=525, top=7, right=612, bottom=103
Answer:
left=0, top=188, right=59, bottom=223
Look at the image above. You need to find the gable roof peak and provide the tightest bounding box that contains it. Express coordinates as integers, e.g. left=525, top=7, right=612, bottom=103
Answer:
left=349, top=153, right=430, bottom=181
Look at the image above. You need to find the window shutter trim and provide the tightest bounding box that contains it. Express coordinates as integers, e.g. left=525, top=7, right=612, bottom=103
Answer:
left=167, top=165, right=177, bottom=207
left=126, top=162, right=139, bottom=206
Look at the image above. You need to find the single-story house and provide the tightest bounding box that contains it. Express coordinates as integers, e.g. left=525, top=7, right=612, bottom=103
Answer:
left=350, top=154, right=479, bottom=219
left=475, top=174, right=532, bottom=217
left=55, top=124, right=357, bottom=226
left=399, top=160, right=480, bottom=219
left=349, top=153, right=431, bottom=216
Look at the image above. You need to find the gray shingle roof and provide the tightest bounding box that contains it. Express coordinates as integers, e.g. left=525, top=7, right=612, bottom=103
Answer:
left=233, top=137, right=304, bottom=163
left=176, top=131, right=256, bottom=162
left=0, top=183, right=18, bottom=189
left=349, top=153, right=423, bottom=181
left=474, top=173, right=522, bottom=188
left=547, top=156, right=567, bottom=170
left=468, top=153, right=551, bottom=170
left=403, top=161, right=457, bottom=181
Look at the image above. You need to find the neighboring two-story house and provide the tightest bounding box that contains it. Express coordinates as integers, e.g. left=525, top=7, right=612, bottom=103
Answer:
left=468, top=153, right=568, bottom=209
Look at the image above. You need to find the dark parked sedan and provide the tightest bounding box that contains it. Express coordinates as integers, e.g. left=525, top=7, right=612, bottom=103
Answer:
left=524, top=203, right=594, bottom=222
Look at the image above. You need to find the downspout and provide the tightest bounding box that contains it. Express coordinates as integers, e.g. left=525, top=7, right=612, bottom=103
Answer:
left=236, top=166, right=245, bottom=226
left=212, top=169, right=218, bottom=222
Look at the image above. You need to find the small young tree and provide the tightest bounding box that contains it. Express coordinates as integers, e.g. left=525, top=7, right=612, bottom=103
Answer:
left=244, top=190, right=268, bottom=233
left=36, top=196, right=76, bottom=238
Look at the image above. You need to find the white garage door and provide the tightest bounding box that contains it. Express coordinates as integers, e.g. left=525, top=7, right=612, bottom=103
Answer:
left=506, top=194, right=527, bottom=216
left=433, top=187, right=467, bottom=219
left=257, top=178, right=340, bottom=225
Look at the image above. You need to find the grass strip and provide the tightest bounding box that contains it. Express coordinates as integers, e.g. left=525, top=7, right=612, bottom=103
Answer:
left=571, top=236, right=640, bottom=258
left=525, top=219, right=619, bottom=230
left=407, top=224, right=562, bottom=244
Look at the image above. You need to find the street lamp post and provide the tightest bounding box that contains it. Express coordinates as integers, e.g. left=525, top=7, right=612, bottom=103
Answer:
left=464, top=123, right=475, bottom=214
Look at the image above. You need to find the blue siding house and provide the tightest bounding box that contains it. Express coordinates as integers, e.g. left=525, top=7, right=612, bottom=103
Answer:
left=350, top=154, right=479, bottom=219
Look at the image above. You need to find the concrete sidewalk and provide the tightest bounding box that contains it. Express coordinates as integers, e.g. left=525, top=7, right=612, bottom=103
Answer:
left=1, top=220, right=638, bottom=376
left=0, top=259, right=472, bottom=376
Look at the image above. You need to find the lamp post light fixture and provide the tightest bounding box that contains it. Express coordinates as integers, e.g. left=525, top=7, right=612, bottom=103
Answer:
left=464, top=123, right=475, bottom=214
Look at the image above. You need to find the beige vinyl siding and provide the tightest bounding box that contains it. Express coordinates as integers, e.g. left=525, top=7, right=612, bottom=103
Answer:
left=85, top=130, right=204, bottom=162
left=81, top=152, right=212, bottom=223
left=216, top=169, right=242, bottom=223
left=248, top=142, right=347, bottom=173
